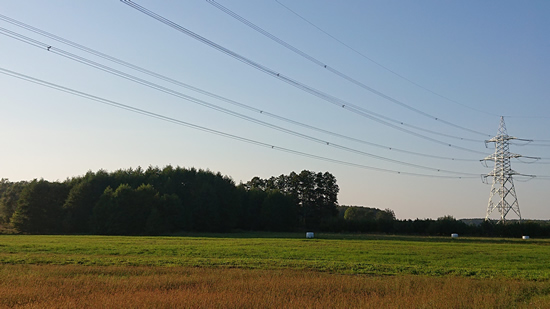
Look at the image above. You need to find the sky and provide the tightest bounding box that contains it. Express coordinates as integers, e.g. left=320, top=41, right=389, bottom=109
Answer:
left=0, top=0, right=549, bottom=220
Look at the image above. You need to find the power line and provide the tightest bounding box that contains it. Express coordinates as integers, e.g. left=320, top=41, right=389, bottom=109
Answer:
left=0, top=28, right=483, bottom=175
left=0, top=25, right=489, bottom=158
left=0, top=67, right=480, bottom=179
left=517, top=158, right=550, bottom=164
left=207, top=0, right=491, bottom=138
left=0, top=13, right=482, bottom=163
left=119, top=0, right=491, bottom=151
left=499, top=114, right=550, bottom=120
left=274, top=0, right=503, bottom=118
left=511, top=142, right=550, bottom=147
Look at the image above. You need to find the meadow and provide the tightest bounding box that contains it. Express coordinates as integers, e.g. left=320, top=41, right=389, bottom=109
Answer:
left=1, top=233, right=550, bottom=308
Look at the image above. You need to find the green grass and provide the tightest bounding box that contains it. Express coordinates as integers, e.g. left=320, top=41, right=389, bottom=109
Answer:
left=1, top=233, right=549, bottom=280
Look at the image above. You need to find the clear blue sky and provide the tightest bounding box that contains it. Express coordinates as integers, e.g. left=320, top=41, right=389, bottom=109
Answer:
left=0, top=0, right=548, bottom=220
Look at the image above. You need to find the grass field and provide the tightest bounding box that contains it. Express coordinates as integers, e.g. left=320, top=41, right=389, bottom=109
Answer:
left=1, top=233, right=550, bottom=308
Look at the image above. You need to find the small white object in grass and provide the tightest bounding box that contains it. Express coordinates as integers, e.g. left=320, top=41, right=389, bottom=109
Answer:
left=451, top=233, right=458, bottom=238
left=306, top=232, right=314, bottom=239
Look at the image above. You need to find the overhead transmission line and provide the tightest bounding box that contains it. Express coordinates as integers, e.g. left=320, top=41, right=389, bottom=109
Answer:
left=207, top=0, right=491, bottom=138
left=511, top=141, right=550, bottom=147
left=0, top=13, right=482, bottom=163
left=274, top=0, right=503, bottom=118
left=276, top=1, right=550, bottom=121
left=0, top=28, right=488, bottom=158
left=119, top=0, right=490, bottom=149
left=0, top=28, right=484, bottom=175
left=0, top=67, right=479, bottom=179
left=497, top=117, right=550, bottom=161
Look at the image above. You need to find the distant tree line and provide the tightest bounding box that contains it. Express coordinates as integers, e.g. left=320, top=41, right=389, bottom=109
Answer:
left=0, top=167, right=338, bottom=235
left=1, top=167, right=549, bottom=237
left=323, top=212, right=550, bottom=238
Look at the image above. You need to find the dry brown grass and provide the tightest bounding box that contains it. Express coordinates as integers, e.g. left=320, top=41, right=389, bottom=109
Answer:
left=1, top=265, right=549, bottom=308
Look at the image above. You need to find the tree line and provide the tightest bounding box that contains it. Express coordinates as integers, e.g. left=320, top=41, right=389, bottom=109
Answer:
left=325, top=212, right=550, bottom=238
left=1, top=166, right=549, bottom=237
left=0, top=167, right=339, bottom=235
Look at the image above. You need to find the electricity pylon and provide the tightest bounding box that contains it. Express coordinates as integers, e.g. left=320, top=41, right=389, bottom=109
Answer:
left=481, top=117, right=536, bottom=223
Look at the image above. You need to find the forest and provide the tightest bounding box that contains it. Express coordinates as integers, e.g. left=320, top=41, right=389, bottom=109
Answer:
left=0, top=165, right=549, bottom=237
left=0, top=167, right=337, bottom=235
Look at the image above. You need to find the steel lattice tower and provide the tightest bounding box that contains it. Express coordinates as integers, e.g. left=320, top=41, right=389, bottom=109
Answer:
left=482, top=117, right=534, bottom=223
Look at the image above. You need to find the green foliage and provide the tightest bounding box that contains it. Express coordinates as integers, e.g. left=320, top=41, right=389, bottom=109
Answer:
left=343, top=206, right=388, bottom=221
left=4, top=165, right=549, bottom=238
left=246, top=170, right=339, bottom=229
left=92, top=184, right=166, bottom=235
left=3, top=166, right=244, bottom=235
left=157, top=193, right=186, bottom=233
left=426, top=215, right=469, bottom=236
left=11, top=180, right=70, bottom=234
left=0, top=180, right=27, bottom=225
left=260, top=190, right=297, bottom=231
left=63, top=170, right=111, bottom=233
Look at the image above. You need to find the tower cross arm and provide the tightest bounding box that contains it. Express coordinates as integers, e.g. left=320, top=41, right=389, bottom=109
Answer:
left=485, top=135, right=517, bottom=144
left=480, top=153, right=527, bottom=161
